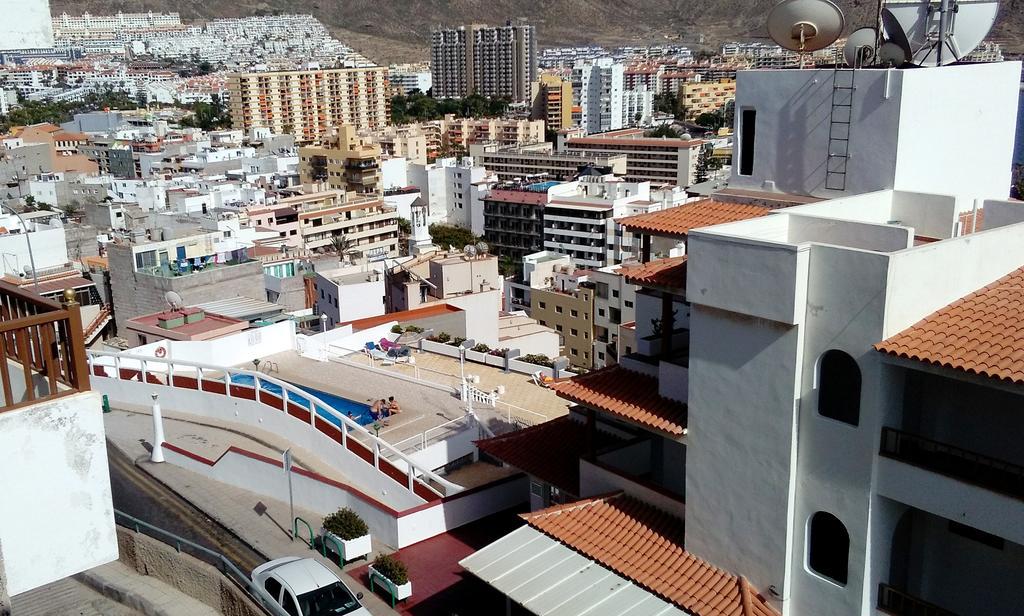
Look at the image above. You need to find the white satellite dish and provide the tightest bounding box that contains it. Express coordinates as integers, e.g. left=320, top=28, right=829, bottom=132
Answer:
left=767, top=0, right=846, bottom=52
left=844, top=27, right=878, bottom=66
left=475, top=241, right=489, bottom=256
left=464, top=244, right=478, bottom=258
left=882, top=0, right=1000, bottom=66
left=164, top=291, right=184, bottom=311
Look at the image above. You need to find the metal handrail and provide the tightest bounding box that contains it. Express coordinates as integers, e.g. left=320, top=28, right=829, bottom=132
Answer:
left=390, top=414, right=470, bottom=453
left=86, top=349, right=461, bottom=497
left=293, top=516, right=315, bottom=549
left=113, top=509, right=288, bottom=616
left=878, top=583, right=958, bottom=616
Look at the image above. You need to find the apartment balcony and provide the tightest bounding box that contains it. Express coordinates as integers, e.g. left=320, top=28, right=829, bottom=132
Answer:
left=877, top=427, right=1024, bottom=546
left=878, top=585, right=958, bottom=616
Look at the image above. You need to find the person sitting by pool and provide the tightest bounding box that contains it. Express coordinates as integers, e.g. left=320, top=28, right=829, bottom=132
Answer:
left=370, top=399, right=386, bottom=422
left=387, top=396, right=402, bottom=415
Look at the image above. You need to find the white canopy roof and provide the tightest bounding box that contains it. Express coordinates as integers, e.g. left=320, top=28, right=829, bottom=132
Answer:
left=459, top=525, right=688, bottom=616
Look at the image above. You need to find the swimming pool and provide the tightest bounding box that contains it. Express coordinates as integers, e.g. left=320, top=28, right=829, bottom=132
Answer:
left=229, top=374, right=375, bottom=426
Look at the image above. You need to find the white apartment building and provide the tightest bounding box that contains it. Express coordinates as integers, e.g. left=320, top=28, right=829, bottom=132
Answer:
left=463, top=58, right=1022, bottom=616
left=0, top=211, right=70, bottom=277
left=431, top=21, right=538, bottom=101
left=622, top=86, right=655, bottom=127
left=588, top=264, right=638, bottom=368
left=313, top=265, right=386, bottom=329
left=388, top=63, right=432, bottom=94
left=407, top=156, right=494, bottom=231
left=572, top=58, right=624, bottom=135
left=52, top=11, right=181, bottom=36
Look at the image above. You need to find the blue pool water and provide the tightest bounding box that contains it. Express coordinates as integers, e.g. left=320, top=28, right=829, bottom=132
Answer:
left=229, top=374, right=374, bottom=426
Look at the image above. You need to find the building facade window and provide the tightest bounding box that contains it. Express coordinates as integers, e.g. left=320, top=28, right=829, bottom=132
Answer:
left=817, top=349, right=861, bottom=426
left=739, top=109, right=756, bottom=176
left=808, top=512, right=849, bottom=585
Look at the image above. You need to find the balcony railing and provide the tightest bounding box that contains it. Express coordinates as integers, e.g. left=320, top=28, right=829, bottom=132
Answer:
left=879, top=427, right=1024, bottom=500
left=0, top=281, right=90, bottom=412
left=878, top=584, right=958, bottom=616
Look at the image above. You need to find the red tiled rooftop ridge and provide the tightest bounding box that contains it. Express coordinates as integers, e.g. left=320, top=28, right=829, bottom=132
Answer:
left=522, top=494, right=779, bottom=616
left=484, top=189, right=548, bottom=205
left=619, top=199, right=772, bottom=238
left=549, top=365, right=687, bottom=436
left=622, top=256, right=687, bottom=290
left=474, top=415, right=623, bottom=495
left=875, top=265, right=1024, bottom=385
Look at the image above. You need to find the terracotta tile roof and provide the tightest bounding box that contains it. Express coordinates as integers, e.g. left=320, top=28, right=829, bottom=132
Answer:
left=619, top=199, right=771, bottom=238
left=569, top=136, right=705, bottom=148
left=340, top=303, right=463, bottom=330
left=875, top=266, right=1024, bottom=385
left=523, top=494, right=778, bottom=616
left=474, top=415, right=623, bottom=494
left=622, top=256, right=687, bottom=290
left=957, top=208, right=984, bottom=235
left=549, top=365, right=687, bottom=436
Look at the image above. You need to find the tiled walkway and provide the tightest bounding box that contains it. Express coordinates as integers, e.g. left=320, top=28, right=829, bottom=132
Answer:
left=348, top=507, right=527, bottom=616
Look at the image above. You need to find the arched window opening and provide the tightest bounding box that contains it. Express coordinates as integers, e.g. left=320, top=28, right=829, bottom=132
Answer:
left=808, top=511, right=850, bottom=585
left=818, top=350, right=861, bottom=426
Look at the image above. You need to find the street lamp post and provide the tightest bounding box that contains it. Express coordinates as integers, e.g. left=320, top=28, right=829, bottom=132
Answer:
left=0, top=204, right=39, bottom=288
left=458, top=338, right=475, bottom=411
left=320, top=313, right=329, bottom=362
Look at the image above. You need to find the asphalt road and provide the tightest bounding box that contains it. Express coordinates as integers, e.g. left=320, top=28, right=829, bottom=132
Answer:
left=106, top=442, right=266, bottom=576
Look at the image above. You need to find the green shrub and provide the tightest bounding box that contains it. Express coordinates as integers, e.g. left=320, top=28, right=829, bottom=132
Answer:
left=450, top=336, right=466, bottom=347
left=373, top=553, right=408, bottom=585
left=322, top=508, right=369, bottom=540
left=520, top=354, right=554, bottom=368
left=391, top=324, right=404, bottom=333
left=471, top=343, right=491, bottom=353
left=430, top=332, right=451, bottom=343
left=404, top=325, right=424, bottom=333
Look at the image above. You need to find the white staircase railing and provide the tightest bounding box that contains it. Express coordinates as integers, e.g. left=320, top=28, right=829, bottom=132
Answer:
left=86, top=350, right=463, bottom=498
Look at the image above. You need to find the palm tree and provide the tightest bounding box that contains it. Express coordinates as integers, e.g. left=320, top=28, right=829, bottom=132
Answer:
left=330, top=234, right=357, bottom=264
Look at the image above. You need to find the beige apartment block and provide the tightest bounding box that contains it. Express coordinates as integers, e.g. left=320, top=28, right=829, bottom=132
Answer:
left=228, top=67, right=390, bottom=143
left=530, top=282, right=594, bottom=369
left=299, top=125, right=382, bottom=195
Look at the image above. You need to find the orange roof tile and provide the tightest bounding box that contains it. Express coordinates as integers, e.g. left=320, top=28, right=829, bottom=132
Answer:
left=549, top=365, right=687, bottom=436
left=475, top=416, right=624, bottom=494
left=619, top=199, right=771, bottom=238
left=875, top=266, right=1024, bottom=385
left=523, top=494, right=778, bottom=616
left=622, top=256, right=687, bottom=290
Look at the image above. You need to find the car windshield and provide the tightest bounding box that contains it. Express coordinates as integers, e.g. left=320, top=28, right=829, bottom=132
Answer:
left=297, top=582, right=362, bottom=616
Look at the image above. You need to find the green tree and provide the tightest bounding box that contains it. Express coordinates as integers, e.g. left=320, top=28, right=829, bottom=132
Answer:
left=695, top=111, right=724, bottom=131
left=694, top=145, right=714, bottom=183
left=329, top=233, right=357, bottom=264
left=498, top=254, right=518, bottom=278
left=428, top=223, right=478, bottom=250
left=645, top=125, right=681, bottom=138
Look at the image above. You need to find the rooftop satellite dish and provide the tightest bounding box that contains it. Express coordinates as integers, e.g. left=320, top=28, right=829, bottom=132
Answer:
left=882, top=0, right=1000, bottom=66
left=475, top=241, right=489, bottom=256
left=880, top=6, right=914, bottom=62
left=164, top=291, right=184, bottom=311
left=767, top=0, right=846, bottom=52
left=878, top=40, right=911, bottom=65
left=464, top=244, right=478, bottom=258
left=844, top=27, right=878, bottom=66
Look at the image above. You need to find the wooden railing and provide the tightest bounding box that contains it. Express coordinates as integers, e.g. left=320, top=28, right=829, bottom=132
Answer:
left=0, top=281, right=90, bottom=412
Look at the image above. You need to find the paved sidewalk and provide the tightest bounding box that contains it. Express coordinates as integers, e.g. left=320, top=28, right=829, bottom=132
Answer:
left=105, top=416, right=400, bottom=615
left=10, top=574, right=142, bottom=616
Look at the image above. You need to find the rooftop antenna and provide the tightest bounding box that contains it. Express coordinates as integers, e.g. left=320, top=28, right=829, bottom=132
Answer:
left=767, top=0, right=846, bottom=64
left=881, top=0, right=1000, bottom=66
left=844, top=27, right=879, bottom=67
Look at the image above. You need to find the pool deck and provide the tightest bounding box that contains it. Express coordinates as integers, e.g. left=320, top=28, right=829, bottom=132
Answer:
left=250, top=348, right=570, bottom=453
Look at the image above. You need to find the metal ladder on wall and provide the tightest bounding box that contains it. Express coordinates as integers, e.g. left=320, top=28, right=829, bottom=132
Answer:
left=825, top=61, right=856, bottom=191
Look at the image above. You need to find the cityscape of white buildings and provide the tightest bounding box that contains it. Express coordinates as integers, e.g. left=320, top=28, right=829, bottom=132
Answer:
left=0, top=6, right=1022, bottom=616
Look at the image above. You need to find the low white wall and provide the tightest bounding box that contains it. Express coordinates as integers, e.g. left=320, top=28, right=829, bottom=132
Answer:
left=658, top=360, right=688, bottom=404
left=164, top=446, right=403, bottom=548
left=401, top=422, right=477, bottom=475
left=163, top=444, right=528, bottom=549
left=94, top=375, right=426, bottom=511
left=579, top=458, right=685, bottom=520
left=0, top=392, right=118, bottom=595
left=133, top=321, right=296, bottom=367
left=395, top=474, right=529, bottom=547
left=327, top=322, right=400, bottom=356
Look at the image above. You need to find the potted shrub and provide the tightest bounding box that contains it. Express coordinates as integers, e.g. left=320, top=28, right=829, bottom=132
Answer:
left=369, top=553, right=411, bottom=605
left=320, top=508, right=371, bottom=562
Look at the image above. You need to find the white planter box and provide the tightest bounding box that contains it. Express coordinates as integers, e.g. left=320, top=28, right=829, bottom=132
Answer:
left=320, top=529, right=372, bottom=562
left=369, top=565, right=412, bottom=603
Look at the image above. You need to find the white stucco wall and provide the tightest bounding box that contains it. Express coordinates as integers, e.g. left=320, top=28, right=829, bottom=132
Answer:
left=0, top=391, right=117, bottom=595
left=0, top=227, right=69, bottom=277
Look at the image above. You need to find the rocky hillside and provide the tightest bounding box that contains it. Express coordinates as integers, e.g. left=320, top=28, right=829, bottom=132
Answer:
left=50, top=0, right=1022, bottom=63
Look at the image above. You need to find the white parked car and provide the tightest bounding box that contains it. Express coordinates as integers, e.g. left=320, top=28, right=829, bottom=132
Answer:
left=252, top=557, right=370, bottom=616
